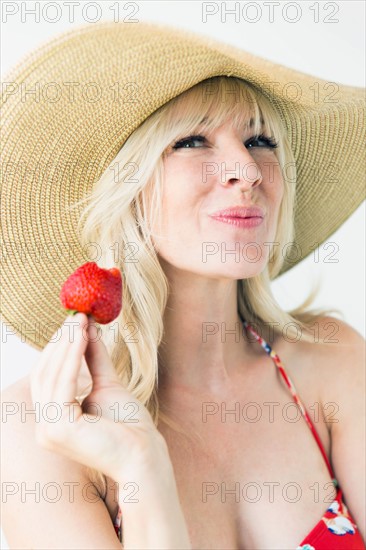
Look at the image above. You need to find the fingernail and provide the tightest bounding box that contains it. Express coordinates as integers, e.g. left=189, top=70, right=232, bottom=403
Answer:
left=68, top=312, right=80, bottom=322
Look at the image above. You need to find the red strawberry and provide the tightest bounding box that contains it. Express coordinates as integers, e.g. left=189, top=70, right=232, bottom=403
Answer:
left=60, top=262, right=122, bottom=324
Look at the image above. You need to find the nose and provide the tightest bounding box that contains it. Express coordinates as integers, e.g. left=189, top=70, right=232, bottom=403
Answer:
left=219, top=138, right=263, bottom=194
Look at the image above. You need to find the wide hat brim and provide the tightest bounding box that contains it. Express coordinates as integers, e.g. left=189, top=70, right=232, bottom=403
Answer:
left=1, top=20, right=365, bottom=351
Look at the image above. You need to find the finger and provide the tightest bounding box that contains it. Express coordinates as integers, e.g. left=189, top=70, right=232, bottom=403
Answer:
left=84, top=319, right=120, bottom=385
left=30, top=315, right=78, bottom=404
left=52, top=313, right=90, bottom=407
left=30, top=317, right=87, bottom=448
left=31, top=316, right=72, bottom=376
left=31, top=314, right=87, bottom=411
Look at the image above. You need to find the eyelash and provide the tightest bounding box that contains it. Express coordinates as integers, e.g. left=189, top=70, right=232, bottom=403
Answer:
left=172, top=133, right=279, bottom=150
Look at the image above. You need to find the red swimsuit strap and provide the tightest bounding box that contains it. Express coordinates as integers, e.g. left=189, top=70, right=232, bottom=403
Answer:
left=242, top=319, right=339, bottom=487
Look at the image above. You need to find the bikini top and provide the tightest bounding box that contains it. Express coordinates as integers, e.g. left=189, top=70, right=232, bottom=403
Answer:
left=112, top=318, right=365, bottom=549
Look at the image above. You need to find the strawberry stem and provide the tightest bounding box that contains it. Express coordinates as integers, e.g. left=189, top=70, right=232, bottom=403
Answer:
left=65, top=309, right=79, bottom=316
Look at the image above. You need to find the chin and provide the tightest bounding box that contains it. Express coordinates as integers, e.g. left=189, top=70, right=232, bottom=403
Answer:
left=224, top=265, right=267, bottom=280
left=195, top=261, right=268, bottom=280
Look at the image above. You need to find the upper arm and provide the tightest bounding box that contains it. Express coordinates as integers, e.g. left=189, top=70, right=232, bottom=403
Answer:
left=1, top=376, right=123, bottom=549
left=317, top=316, right=366, bottom=540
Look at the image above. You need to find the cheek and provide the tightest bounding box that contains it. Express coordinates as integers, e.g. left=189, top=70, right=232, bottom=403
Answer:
left=150, top=161, right=198, bottom=238
left=259, top=157, right=284, bottom=201
left=265, top=165, right=285, bottom=240
left=161, top=158, right=207, bottom=210
left=274, top=166, right=285, bottom=204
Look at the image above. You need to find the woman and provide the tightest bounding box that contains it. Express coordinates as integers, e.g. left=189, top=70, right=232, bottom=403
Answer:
left=1, top=22, right=365, bottom=549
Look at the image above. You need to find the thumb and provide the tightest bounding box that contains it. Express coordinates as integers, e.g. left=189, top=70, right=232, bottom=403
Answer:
left=84, top=317, right=119, bottom=383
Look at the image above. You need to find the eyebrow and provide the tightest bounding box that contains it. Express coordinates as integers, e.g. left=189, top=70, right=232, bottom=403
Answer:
left=198, top=116, right=264, bottom=128
left=250, top=117, right=264, bottom=127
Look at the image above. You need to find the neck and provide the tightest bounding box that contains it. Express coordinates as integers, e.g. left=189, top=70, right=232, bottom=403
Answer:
left=157, top=262, right=255, bottom=396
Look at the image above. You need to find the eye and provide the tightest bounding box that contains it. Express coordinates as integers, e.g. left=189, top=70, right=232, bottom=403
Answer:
left=171, top=132, right=279, bottom=151
left=246, top=134, right=278, bottom=150
left=172, top=135, right=206, bottom=149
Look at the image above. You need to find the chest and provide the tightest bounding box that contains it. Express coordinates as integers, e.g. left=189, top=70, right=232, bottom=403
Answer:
left=155, top=357, right=336, bottom=549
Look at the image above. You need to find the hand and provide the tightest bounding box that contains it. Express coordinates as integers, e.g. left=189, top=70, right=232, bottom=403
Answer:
left=29, top=313, right=169, bottom=484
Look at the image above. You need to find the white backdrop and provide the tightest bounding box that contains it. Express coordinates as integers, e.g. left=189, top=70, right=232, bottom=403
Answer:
left=1, top=1, right=365, bottom=548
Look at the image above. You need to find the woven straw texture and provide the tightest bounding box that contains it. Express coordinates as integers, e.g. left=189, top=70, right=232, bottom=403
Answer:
left=1, top=21, right=365, bottom=350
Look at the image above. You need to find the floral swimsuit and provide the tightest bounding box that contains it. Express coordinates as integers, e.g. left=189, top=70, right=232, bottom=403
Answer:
left=113, top=318, right=365, bottom=549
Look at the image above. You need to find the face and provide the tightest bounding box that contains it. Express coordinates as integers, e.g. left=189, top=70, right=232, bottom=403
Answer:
left=150, top=115, right=284, bottom=280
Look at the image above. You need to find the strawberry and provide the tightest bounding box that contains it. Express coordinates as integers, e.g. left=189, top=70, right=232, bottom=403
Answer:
left=60, top=262, right=122, bottom=324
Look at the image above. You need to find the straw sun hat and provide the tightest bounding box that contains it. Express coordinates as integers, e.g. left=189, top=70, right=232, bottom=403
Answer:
left=1, top=20, right=365, bottom=351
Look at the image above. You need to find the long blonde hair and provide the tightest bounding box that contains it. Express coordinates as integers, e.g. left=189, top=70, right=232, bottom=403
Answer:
left=68, top=76, right=342, bottom=500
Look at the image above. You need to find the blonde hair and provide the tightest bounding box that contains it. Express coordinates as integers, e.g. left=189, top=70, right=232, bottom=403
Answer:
left=68, top=76, right=343, bottom=500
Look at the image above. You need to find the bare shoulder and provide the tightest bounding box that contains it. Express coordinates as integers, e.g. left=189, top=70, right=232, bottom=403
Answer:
left=310, top=315, right=366, bottom=417
left=1, top=375, right=123, bottom=549
left=1, top=373, right=36, bottom=423
left=279, top=314, right=365, bottom=391
left=316, top=314, right=365, bottom=348
left=312, top=315, right=366, bottom=536
left=0, top=372, right=91, bottom=477
left=270, top=315, right=365, bottom=533
left=1, top=373, right=101, bottom=489
left=273, top=314, right=365, bottom=430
